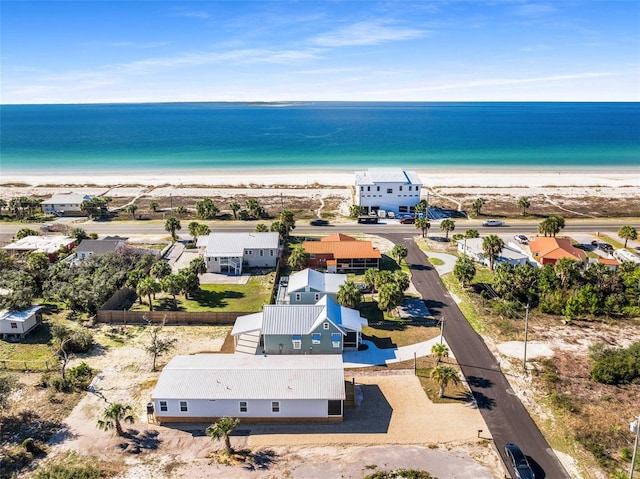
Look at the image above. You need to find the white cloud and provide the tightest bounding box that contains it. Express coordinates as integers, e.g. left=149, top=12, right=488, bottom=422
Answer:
left=312, top=20, right=426, bottom=47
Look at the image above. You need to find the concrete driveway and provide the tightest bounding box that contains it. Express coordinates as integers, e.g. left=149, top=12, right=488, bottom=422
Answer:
left=343, top=337, right=452, bottom=368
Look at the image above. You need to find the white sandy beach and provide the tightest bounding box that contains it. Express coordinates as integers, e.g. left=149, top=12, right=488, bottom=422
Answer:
left=2, top=169, right=640, bottom=202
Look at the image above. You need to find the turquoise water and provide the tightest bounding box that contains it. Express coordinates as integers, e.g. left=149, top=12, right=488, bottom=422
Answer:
left=1, top=102, right=639, bottom=176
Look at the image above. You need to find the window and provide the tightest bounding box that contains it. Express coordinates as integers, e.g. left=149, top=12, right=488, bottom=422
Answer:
left=332, top=333, right=342, bottom=348
left=387, top=188, right=393, bottom=194
left=312, top=333, right=321, bottom=344
left=377, top=186, right=380, bottom=191
left=272, top=401, right=280, bottom=413
left=239, top=401, right=247, bottom=413
left=399, top=186, right=403, bottom=191
left=360, top=186, right=364, bottom=192
left=408, top=186, right=412, bottom=191
left=247, top=250, right=253, bottom=255
left=159, top=401, right=168, bottom=412
left=367, top=186, right=370, bottom=191
left=323, top=322, right=329, bottom=330
left=270, top=250, right=274, bottom=256
left=310, top=254, right=316, bottom=259
left=259, top=250, right=263, bottom=256
left=10, top=322, right=17, bottom=329
left=292, top=335, right=302, bottom=349
left=314, top=293, right=320, bottom=301
left=295, top=293, right=301, bottom=301
left=399, top=206, right=408, bottom=213
left=179, top=401, right=188, bottom=412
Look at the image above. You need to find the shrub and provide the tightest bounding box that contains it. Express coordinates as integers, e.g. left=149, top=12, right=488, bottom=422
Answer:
left=49, top=375, right=71, bottom=393
left=66, top=329, right=94, bottom=354
left=66, top=362, right=94, bottom=390
left=590, top=341, right=640, bottom=385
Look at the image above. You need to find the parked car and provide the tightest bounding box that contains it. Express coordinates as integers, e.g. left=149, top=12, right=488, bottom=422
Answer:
left=514, top=234, right=528, bottom=244
left=482, top=219, right=504, bottom=227
left=591, top=240, right=613, bottom=253
left=399, top=217, right=415, bottom=224
left=310, top=219, right=329, bottom=226
left=504, top=443, right=535, bottom=479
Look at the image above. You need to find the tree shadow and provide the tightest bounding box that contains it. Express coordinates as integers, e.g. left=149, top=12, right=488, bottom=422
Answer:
left=471, top=390, right=497, bottom=410
left=423, top=299, right=446, bottom=317
left=241, top=449, right=278, bottom=471
left=193, top=290, right=245, bottom=308
left=119, top=429, right=161, bottom=454
left=466, top=375, right=494, bottom=389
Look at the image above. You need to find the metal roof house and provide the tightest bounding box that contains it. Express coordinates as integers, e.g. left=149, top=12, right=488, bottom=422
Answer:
left=0, top=305, right=43, bottom=340
left=41, top=193, right=93, bottom=216
left=75, top=239, right=127, bottom=260
left=151, top=354, right=346, bottom=423
left=232, top=295, right=367, bottom=354
left=457, top=238, right=529, bottom=268
left=354, top=168, right=422, bottom=216
left=197, top=232, right=280, bottom=275
left=3, top=236, right=76, bottom=262
left=287, top=268, right=347, bottom=305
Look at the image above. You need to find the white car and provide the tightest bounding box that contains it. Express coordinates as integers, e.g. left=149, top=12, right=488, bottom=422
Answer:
left=514, top=234, right=528, bottom=244
left=482, top=219, right=504, bottom=227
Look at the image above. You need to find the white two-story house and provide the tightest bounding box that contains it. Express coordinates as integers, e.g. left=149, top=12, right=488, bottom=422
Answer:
left=354, top=168, right=422, bottom=216
left=197, top=232, right=280, bottom=275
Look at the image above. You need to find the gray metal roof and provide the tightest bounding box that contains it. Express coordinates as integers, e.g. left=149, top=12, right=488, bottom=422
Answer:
left=0, top=305, right=42, bottom=322
left=152, top=354, right=345, bottom=400
left=75, top=239, right=124, bottom=254
left=41, top=193, right=92, bottom=205
left=261, top=305, right=327, bottom=335
left=287, top=268, right=347, bottom=294
left=355, top=168, right=422, bottom=186
left=202, top=232, right=279, bottom=256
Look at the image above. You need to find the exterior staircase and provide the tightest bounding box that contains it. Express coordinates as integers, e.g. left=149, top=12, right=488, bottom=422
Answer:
left=235, top=330, right=261, bottom=355
left=344, top=379, right=356, bottom=408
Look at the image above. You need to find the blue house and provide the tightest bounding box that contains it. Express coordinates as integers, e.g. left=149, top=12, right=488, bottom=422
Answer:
left=231, top=296, right=367, bottom=354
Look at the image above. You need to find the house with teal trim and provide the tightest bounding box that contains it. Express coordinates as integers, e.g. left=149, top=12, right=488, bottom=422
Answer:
left=286, top=268, right=347, bottom=305
left=231, top=296, right=367, bottom=354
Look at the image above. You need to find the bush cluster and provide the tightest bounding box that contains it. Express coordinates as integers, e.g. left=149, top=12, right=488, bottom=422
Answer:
left=590, top=342, right=640, bottom=385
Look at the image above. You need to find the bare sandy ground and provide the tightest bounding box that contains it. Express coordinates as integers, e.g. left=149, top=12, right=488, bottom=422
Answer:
left=44, top=325, right=503, bottom=479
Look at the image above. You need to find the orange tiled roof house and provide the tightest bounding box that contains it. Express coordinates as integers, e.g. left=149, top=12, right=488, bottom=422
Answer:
left=303, top=233, right=381, bottom=273
left=528, top=237, right=587, bottom=265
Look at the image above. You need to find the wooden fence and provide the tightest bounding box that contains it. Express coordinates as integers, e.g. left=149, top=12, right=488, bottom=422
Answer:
left=96, top=309, right=248, bottom=325
left=0, top=357, right=57, bottom=372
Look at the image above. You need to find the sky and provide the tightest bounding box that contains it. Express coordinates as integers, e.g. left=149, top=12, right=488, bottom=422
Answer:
left=1, top=1, right=639, bottom=103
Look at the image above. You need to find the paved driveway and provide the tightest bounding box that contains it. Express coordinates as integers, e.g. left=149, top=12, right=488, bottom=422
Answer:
left=342, top=337, right=452, bottom=368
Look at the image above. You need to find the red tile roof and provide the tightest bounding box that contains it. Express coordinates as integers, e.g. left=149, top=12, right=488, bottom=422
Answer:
left=528, top=237, right=587, bottom=263
left=304, top=234, right=381, bottom=260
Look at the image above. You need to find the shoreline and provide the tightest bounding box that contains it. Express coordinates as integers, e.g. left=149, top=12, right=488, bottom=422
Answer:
left=2, top=168, right=640, bottom=189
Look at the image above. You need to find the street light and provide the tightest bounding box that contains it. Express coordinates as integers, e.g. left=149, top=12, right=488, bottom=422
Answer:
left=630, top=415, right=639, bottom=479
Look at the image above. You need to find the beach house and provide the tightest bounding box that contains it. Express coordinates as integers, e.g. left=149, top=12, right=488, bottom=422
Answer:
left=151, top=354, right=346, bottom=423
left=528, top=237, right=587, bottom=265
left=286, top=268, right=347, bottom=305
left=3, top=236, right=76, bottom=262
left=457, top=238, right=529, bottom=268
left=197, top=232, right=280, bottom=275
left=75, top=239, right=127, bottom=260
left=41, top=193, right=92, bottom=216
left=303, top=233, right=381, bottom=272
left=354, top=168, right=422, bottom=216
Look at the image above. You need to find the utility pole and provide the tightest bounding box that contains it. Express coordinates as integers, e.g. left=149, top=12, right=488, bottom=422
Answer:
left=630, top=415, right=639, bottom=479
left=523, top=303, right=530, bottom=373
left=440, top=317, right=445, bottom=345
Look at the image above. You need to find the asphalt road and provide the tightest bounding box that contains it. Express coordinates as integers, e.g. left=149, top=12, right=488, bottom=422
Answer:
left=1, top=217, right=634, bottom=238
left=382, top=232, right=572, bottom=479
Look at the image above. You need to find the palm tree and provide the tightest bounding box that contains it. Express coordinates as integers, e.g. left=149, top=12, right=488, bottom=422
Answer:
left=288, top=244, right=309, bottom=270
left=538, top=215, right=565, bottom=237
left=162, top=274, right=185, bottom=310
left=415, top=217, right=430, bottom=238
left=164, top=216, right=181, bottom=242
left=137, top=277, right=160, bottom=311
left=69, top=227, right=89, bottom=244
left=471, top=198, right=486, bottom=217
left=453, top=256, right=476, bottom=287
left=149, top=201, right=159, bottom=213
left=414, top=199, right=427, bottom=216
left=464, top=229, right=479, bottom=239
left=96, top=403, right=135, bottom=437
left=229, top=201, right=241, bottom=219
left=430, top=365, right=460, bottom=398
left=440, top=219, right=455, bottom=240
left=517, top=197, right=531, bottom=216
left=246, top=198, right=262, bottom=219
left=431, top=343, right=449, bottom=364
left=482, top=234, right=505, bottom=271
left=279, top=210, right=296, bottom=240
left=255, top=223, right=269, bottom=232
left=337, top=280, right=362, bottom=309
left=391, top=243, right=408, bottom=266
left=618, top=225, right=637, bottom=248
left=206, top=417, right=240, bottom=455
left=188, top=221, right=202, bottom=242
left=125, top=204, right=138, bottom=220
left=151, top=260, right=172, bottom=279
left=363, top=268, right=378, bottom=298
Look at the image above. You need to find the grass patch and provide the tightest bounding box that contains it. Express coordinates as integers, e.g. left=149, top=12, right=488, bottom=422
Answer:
left=362, top=323, right=440, bottom=349
left=597, top=235, right=624, bottom=250
left=440, top=274, right=486, bottom=333
left=427, top=257, right=444, bottom=266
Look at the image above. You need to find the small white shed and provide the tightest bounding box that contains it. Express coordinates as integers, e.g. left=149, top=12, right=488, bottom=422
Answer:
left=0, top=306, right=43, bottom=340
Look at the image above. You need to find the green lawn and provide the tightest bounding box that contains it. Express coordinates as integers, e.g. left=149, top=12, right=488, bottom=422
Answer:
left=132, top=274, right=274, bottom=312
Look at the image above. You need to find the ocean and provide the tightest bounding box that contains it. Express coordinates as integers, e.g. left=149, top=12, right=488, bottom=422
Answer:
left=1, top=102, right=639, bottom=176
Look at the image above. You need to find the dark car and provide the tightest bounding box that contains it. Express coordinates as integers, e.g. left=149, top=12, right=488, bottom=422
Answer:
left=310, top=219, right=329, bottom=226
left=399, top=217, right=415, bottom=224
left=504, top=443, right=535, bottom=479
left=591, top=240, right=613, bottom=253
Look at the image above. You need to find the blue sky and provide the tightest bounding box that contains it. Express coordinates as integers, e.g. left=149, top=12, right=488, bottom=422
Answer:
left=2, top=1, right=639, bottom=103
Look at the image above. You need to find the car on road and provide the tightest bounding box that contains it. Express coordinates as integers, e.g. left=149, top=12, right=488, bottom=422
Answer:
left=310, top=219, right=329, bottom=226
left=504, top=443, right=535, bottom=479
left=482, top=219, right=504, bottom=227
left=514, top=234, right=528, bottom=244
left=591, top=240, right=614, bottom=253
left=399, top=217, right=415, bottom=224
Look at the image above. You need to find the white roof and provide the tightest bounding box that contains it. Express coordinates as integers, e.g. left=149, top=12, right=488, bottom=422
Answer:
left=152, top=354, right=345, bottom=400
left=460, top=238, right=529, bottom=262
left=230, top=312, right=264, bottom=336
left=287, top=268, right=347, bottom=294
left=3, top=236, right=75, bottom=254
left=0, top=305, right=42, bottom=322
left=201, top=232, right=279, bottom=256
left=355, top=168, right=422, bottom=186
left=41, top=193, right=92, bottom=205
